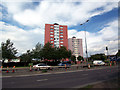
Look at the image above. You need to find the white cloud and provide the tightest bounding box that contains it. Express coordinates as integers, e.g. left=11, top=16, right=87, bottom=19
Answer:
left=0, top=0, right=118, bottom=57
left=0, top=21, right=44, bottom=55
left=2, top=0, right=118, bottom=27
left=68, top=20, right=118, bottom=57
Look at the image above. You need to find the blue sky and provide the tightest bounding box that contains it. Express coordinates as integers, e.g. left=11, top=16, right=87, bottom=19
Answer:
left=69, top=8, right=118, bottom=33
left=0, top=0, right=119, bottom=57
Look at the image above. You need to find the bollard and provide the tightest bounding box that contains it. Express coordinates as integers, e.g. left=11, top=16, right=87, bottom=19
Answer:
left=65, top=64, right=67, bottom=71
left=110, top=63, right=112, bottom=66
left=30, top=66, right=32, bottom=71
left=6, top=66, right=9, bottom=73
left=0, top=66, right=2, bottom=73
left=12, top=66, right=15, bottom=73
left=114, top=61, right=116, bottom=66
left=88, top=64, right=90, bottom=69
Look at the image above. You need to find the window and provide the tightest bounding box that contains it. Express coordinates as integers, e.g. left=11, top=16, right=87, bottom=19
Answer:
left=50, top=32, right=53, bottom=34
left=60, top=30, right=63, bottom=31
left=60, top=32, right=63, bottom=34
left=51, top=41, right=53, bottom=43
left=60, top=38, right=63, bottom=40
left=60, top=41, right=63, bottom=43
left=50, top=26, right=53, bottom=28
left=60, top=26, right=63, bottom=28
left=56, top=44, right=59, bottom=47
left=60, top=35, right=63, bottom=37
left=60, top=45, right=63, bottom=46
left=50, top=28, right=53, bottom=30
left=50, top=38, right=53, bottom=40
left=51, top=44, right=53, bottom=46
left=50, top=35, right=53, bottom=37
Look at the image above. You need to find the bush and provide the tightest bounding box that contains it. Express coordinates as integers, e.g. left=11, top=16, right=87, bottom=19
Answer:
left=28, top=63, right=33, bottom=66
left=104, top=60, right=110, bottom=63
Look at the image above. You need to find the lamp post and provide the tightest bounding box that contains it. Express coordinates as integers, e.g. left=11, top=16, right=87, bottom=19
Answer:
left=106, top=46, right=109, bottom=60
left=80, top=20, right=89, bottom=62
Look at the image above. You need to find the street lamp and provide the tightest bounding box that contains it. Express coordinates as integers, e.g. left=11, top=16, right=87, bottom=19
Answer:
left=80, top=20, right=89, bottom=62
left=106, top=46, right=109, bottom=60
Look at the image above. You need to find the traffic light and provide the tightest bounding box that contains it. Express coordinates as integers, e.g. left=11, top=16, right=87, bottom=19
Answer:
left=106, top=47, right=108, bottom=50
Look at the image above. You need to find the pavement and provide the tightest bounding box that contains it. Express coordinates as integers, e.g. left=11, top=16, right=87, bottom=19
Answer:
left=2, top=66, right=119, bottom=88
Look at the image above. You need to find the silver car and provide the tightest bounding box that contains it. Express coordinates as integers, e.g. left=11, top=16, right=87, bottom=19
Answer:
left=33, top=63, right=52, bottom=70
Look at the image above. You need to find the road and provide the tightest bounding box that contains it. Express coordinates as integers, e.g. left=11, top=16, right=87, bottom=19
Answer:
left=2, top=66, right=119, bottom=88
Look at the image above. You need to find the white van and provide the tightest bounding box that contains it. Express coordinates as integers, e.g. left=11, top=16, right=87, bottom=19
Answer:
left=93, top=60, right=105, bottom=65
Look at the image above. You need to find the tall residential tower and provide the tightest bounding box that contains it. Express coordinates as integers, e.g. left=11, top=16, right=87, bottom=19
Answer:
left=68, top=36, right=83, bottom=60
left=44, top=23, right=68, bottom=49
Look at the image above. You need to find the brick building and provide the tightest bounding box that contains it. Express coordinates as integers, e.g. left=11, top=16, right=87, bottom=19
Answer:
left=44, top=23, right=68, bottom=49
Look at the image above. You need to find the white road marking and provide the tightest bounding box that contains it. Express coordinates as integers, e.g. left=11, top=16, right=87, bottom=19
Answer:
left=36, top=79, right=48, bottom=82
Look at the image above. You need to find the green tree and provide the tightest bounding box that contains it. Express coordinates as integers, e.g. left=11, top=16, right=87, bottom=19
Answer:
left=31, top=42, right=43, bottom=59
left=41, top=42, right=55, bottom=60
left=58, top=46, right=68, bottom=59
left=1, top=39, right=17, bottom=60
left=0, top=47, right=2, bottom=60
left=90, top=53, right=107, bottom=61
left=20, top=50, right=32, bottom=63
left=71, top=55, right=76, bottom=63
left=77, top=55, right=84, bottom=61
left=41, top=43, right=72, bottom=61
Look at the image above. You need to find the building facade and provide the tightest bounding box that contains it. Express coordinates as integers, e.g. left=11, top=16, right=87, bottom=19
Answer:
left=68, top=36, right=83, bottom=61
left=44, top=23, right=68, bottom=49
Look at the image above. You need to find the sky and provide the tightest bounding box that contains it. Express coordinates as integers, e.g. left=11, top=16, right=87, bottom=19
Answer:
left=0, top=0, right=119, bottom=57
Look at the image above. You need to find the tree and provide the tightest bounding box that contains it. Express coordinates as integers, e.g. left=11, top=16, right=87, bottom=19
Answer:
left=58, top=46, right=68, bottom=59
left=71, top=55, right=76, bottom=63
left=90, top=53, right=107, bottom=61
left=0, top=47, right=2, bottom=60
left=33, top=42, right=43, bottom=52
left=41, top=42, right=55, bottom=60
left=20, top=50, right=32, bottom=63
left=31, top=42, right=43, bottom=59
left=1, top=39, right=17, bottom=60
left=41, top=43, right=72, bottom=61
left=66, top=50, right=72, bottom=59
left=77, top=55, right=84, bottom=61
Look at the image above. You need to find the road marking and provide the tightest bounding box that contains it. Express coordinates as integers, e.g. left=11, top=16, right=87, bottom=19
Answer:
left=36, top=79, right=48, bottom=82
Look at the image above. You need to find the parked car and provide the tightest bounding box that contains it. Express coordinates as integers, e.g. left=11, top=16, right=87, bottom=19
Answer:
left=58, top=62, right=71, bottom=68
left=93, top=60, right=105, bottom=66
left=33, top=63, right=52, bottom=70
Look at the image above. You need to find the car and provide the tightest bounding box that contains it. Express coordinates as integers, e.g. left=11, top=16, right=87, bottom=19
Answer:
left=93, top=60, right=105, bottom=66
left=58, top=62, right=71, bottom=68
left=33, top=63, right=52, bottom=70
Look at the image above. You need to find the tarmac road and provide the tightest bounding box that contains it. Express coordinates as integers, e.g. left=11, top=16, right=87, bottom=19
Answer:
left=2, top=66, right=119, bottom=88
